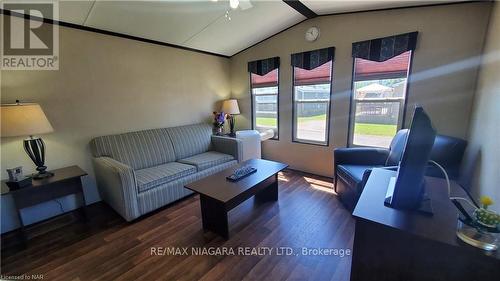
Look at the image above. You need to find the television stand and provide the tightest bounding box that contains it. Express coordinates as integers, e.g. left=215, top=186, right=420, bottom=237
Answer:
left=384, top=176, right=434, bottom=216
left=351, top=168, right=500, bottom=281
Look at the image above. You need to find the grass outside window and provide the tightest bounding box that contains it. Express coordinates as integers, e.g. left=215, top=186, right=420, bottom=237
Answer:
left=256, top=115, right=397, bottom=137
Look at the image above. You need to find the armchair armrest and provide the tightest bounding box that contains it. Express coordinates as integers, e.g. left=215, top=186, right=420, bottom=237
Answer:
left=211, top=135, right=243, bottom=162
left=92, top=157, right=140, bottom=221
left=334, top=147, right=390, bottom=167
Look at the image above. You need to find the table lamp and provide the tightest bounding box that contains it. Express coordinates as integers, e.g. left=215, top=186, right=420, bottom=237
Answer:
left=221, top=99, right=240, bottom=137
left=1, top=101, right=55, bottom=179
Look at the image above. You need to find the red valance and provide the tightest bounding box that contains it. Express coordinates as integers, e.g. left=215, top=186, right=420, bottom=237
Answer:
left=294, top=61, right=332, bottom=85
left=354, top=51, right=411, bottom=81
left=251, top=69, right=278, bottom=88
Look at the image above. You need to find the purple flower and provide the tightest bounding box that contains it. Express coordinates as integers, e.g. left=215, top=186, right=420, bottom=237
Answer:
left=217, top=112, right=225, bottom=123
left=213, top=111, right=226, bottom=128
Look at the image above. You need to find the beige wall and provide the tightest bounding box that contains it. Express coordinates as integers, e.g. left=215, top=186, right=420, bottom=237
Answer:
left=230, top=2, right=491, bottom=177
left=463, top=2, right=500, bottom=213
left=0, top=16, right=231, bottom=199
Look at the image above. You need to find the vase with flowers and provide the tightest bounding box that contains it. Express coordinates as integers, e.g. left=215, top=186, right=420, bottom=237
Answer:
left=212, top=111, right=226, bottom=135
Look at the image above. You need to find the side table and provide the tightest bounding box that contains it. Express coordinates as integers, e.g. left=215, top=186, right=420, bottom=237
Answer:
left=1, top=165, right=88, bottom=245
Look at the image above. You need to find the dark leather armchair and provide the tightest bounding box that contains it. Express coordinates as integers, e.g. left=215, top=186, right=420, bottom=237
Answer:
left=334, top=130, right=467, bottom=211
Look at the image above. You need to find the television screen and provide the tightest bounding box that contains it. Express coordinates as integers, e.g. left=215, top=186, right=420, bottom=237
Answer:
left=385, top=106, right=436, bottom=212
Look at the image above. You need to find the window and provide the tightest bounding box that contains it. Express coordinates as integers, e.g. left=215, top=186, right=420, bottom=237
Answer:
left=350, top=52, right=412, bottom=148
left=249, top=57, right=280, bottom=139
left=292, top=48, right=334, bottom=145
left=349, top=32, right=417, bottom=148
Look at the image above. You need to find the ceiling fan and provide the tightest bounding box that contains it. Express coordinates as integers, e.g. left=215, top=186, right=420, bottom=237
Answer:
left=214, top=0, right=253, bottom=21
left=212, top=0, right=253, bottom=11
left=230, top=0, right=253, bottom=10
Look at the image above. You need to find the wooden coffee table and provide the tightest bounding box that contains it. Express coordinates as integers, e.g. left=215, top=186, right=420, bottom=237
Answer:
left=185, top=158, right=288, bottom=239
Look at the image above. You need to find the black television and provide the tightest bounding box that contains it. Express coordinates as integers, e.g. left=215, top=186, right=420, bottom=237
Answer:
left=384, top=106, right=436, bottom=214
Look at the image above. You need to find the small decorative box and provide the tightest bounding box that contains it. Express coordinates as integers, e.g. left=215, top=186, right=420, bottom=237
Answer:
left=6, top=177, right=32, bottom=190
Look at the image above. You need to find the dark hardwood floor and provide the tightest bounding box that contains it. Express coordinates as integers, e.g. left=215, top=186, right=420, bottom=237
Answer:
left=1, top=169, right=354, bottom=281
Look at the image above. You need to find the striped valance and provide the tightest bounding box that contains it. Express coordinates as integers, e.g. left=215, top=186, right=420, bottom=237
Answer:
left=291, top=47, right=335, bottom=70
left=352, top=32, right=418, bottom=62
left=248, top=57, right=280, bottom=76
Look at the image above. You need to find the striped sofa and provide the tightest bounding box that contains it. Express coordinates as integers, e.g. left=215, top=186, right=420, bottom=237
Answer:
left=90, top=123, right=242, bottom=221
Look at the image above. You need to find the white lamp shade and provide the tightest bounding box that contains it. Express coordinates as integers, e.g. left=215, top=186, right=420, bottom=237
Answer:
left=1, top=103, right=54, bottom=137
left=221, top=99, right=240, bottom=115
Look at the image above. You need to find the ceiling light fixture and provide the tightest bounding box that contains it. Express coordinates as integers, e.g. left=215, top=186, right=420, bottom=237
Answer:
left=225, top=10, right=231, bottom=21
left=229, top=0, right=239, bottom=10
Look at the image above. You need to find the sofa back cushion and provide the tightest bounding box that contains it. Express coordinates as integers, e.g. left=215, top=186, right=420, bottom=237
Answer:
left=90, top=128, right=176, bottom=170
left=166, top=123, right=212, bottom=160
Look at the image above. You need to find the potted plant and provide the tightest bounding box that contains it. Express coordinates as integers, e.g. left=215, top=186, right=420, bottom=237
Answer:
left=456, top=195, right=500, bottom=251
left=474, top=196, right=500, bottom=228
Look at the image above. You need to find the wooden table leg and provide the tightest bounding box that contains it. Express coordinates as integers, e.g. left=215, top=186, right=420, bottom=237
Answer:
left=255, top=174, right=279, bottom=202
left=12, top=196, right=28, bottom=247
left=77, top=190, right=88, bottom=222
left=200, top=195, right=228, bottom=239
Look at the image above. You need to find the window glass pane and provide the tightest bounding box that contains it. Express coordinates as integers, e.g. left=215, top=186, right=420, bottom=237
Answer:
left=253, top=86, right=278, bottom=95
left=295, top=84, right=330, bottom=101
left=250, top=70, right=278, bottom=139
left=350, top=51, right=411, bottom=148
left=354, top=78, right=407, bottom=99
left=296, top=101, right=328, bottom=143
left=292, top=63, right=332, bottom=145
left=353, top=101, right=400, bottom=148
left=254, top=93, right=277, bottom=130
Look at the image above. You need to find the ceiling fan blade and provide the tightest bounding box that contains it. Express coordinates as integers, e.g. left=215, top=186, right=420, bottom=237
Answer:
left=239, top=0, right=253, bottom=10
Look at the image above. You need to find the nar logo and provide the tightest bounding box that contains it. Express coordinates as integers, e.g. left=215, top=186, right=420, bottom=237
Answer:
left=1, top=2, right=59, bottom=70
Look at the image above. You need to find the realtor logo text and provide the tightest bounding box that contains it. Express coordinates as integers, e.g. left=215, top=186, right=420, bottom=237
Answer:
left=151, top=247, right=351, bottom=257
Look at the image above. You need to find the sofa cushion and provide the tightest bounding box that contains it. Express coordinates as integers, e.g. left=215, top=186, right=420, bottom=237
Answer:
left=178, top=151, right=234, bottom=171
left=90, top=128, right=176, bottom=170
left=135, top=162, right=196, bottom=193
left=166, top=123, right=213, bottom=160
left=337, top=164, right=381, bottom=184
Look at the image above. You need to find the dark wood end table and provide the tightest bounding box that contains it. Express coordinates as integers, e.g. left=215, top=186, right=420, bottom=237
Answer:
left=185, top=159, right=288, bottom=239
left=1, top=165, right=88, bottom=244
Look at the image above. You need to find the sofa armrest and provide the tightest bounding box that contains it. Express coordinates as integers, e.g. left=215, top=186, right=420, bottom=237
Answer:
left=211, top=135, right=243, bottom=162
left=92, top=157, right=140, bottom=221
left=334, top=147, right=389, bottom=167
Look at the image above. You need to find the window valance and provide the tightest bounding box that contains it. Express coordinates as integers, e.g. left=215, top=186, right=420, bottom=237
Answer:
left=352, top=32, right=418, bottom=62
left=294, top=61, right=332, bottom=85
left=291, top=47, right=335, bottom=70
left=248, top=57, right=280, bottom=76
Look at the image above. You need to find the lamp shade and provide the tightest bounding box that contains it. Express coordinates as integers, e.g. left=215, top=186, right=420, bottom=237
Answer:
left=1, top=103, right=54, bottom=137
left=221, top=99, right=240, bottom=115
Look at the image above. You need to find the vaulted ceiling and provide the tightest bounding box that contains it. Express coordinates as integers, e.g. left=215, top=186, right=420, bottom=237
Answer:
left=3, top=0, right=462, bottom=57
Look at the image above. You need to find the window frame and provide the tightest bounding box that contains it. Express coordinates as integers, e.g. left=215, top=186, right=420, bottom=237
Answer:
left=291, top=62, right=334, bottom=146
left=250, top=68, right=280, bottom=140
left=347, top=50, right=415, bottom=148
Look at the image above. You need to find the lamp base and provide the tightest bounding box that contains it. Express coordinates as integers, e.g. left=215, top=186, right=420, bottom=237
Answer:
left=229, top=115, right=236, bottom=136
left=32, top=171, right=54, bottom=180
left=24, top=137, right=54, bottom=180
